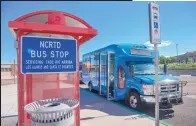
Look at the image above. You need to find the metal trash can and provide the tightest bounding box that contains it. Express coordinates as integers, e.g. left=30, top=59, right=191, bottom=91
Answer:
left=24, top=98, right=79, bottom=126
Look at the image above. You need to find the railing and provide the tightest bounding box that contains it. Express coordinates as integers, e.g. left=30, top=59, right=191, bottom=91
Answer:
left=159, top=80, right=188, bottom=105
left=180, top=81, right=188, bottom=99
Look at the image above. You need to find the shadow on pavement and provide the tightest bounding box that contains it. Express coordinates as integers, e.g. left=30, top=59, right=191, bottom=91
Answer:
left=80, top=88, right=137, bottom=117
left=137, top=105, right=174, bottom=120
left=80, top=86, right=174, bottom=121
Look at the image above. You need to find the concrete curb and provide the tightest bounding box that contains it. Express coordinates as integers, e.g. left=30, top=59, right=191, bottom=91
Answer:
left=1, top=115, right=18, bottom=118
left=80, top=87, right=173, bottom=126
left=170, top=75, right=196, bottom=77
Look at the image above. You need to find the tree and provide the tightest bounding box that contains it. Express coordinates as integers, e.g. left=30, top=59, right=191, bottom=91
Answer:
left=186, top=57, right=193, bottom=64
left=182, top=60, right=186, bottom=64
left=166, top=57, right=172, bottom=64
left=159, top=55, right=167, bottom=64
left=170, top=57, right=177, bottom=63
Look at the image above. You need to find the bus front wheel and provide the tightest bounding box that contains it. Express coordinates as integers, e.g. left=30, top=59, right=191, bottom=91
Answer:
left=128, top=91, right=141, bottom=109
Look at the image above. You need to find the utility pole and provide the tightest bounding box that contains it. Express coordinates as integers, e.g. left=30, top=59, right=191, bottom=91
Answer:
left=176, top=44, right=179, bottom=63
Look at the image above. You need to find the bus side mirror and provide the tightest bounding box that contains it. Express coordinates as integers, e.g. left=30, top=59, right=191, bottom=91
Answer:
left=129, top=65, right=134, bottom=76
left=163, top=64, right=167, bottom=74
left=130, top=72, right=134, bottom=77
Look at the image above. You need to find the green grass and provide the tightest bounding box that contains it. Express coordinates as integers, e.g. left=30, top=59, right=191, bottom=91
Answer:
left=159, top=63, right=196, bottom=70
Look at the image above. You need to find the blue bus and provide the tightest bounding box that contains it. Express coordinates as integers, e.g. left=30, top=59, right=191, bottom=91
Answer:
left=79, top=61, right=83, bottom=83
left=82, top=44, right=183, bottom=109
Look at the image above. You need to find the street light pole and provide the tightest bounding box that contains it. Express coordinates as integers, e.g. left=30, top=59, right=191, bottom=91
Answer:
left=176, top=44, right=179, bottom=63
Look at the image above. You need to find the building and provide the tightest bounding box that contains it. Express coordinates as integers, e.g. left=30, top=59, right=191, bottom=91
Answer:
left=1, top=63, right=17, bottom=79
left=174, top=51, right=196, bottom=63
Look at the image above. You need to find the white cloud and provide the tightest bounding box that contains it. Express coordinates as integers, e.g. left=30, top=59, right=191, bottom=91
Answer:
left=144, top=40, right=172, bottom=48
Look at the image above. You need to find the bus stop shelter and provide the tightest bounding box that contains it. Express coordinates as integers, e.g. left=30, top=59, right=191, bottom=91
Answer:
left=8, top=10, right=97, bottom=126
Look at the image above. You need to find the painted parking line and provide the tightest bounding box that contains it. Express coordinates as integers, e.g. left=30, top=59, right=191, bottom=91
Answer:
left=80, top=87, right=172, bottom=126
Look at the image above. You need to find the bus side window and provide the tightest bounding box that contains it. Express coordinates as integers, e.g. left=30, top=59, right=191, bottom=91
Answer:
left=118, top=66, right=125, bottom=89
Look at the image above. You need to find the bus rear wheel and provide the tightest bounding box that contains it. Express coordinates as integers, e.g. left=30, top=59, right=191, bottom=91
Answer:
left=128, top=91, right=141, bottom=109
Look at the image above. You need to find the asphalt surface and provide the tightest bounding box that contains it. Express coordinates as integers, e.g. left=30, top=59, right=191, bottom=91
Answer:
left=81, top=76, right=196, bottom=126
left=163, top=76, right=196, bottom=126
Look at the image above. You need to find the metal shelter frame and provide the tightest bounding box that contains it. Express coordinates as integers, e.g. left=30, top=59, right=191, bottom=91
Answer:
left=8, top=10, right=97, bottom=126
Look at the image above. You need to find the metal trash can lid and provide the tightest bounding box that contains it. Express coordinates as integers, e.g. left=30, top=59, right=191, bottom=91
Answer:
left=35, top=102, right=71, bottom=113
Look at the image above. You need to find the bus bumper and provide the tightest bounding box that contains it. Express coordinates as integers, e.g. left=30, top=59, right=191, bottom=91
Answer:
left=140, top=92, right=183, bottom=106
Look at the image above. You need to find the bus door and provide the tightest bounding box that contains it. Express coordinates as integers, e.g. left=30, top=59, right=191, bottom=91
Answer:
left=100, top=52, right=107, bottom=95
left=107, top=51, right=115, bottom=100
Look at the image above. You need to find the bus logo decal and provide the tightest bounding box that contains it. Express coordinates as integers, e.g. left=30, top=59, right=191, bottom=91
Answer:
left=109, top=75, right=114, bottom=81
left=90, top=72, right=95, bottom=78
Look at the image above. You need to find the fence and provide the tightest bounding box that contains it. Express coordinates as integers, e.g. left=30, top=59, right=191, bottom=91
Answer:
left=167, top=69, right=196, bottom=76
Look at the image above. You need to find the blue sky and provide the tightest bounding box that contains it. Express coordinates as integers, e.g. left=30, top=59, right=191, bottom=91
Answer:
left=1, top=1, right=196, bottom=63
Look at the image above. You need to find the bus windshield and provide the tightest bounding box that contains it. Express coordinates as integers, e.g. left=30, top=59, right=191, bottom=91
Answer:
left=128, top=63, right=164, bottom=75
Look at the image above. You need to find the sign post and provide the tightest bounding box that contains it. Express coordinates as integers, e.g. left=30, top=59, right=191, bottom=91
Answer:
left=148, top=2, right=161, bottom=126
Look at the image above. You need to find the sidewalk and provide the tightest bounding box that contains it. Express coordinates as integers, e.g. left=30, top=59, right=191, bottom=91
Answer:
left=1, top=84, right=18, bottom=117
left=1, top=84, right=18, bottom=126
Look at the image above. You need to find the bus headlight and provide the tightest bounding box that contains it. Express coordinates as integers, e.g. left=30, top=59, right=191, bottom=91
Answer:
left=142, top=85, right=154, bottom=95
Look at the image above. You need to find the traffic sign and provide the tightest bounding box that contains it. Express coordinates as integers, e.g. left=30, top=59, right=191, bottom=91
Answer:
left=149, top=2, right=161, bottom=44
left=21, top=36, right=77, bottom=74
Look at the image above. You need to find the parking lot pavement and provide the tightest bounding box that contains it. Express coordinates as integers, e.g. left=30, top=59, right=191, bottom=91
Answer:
left=176, top=76, right=196, bottom=97
left=1, top=116, right=18, bottom=126
left=1, top=84, right=18, bottom=126
left=176, top=75, right=196, bottom=83
left=163, top=97, right=196, bottom=126
left=162, top=76, right=196, bottom=126
left=135, top=95, right=196, bottom=126
left=1, top=84, right=18, bottom=117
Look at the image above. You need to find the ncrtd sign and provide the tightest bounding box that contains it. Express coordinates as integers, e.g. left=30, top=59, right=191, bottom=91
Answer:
left=21, top=36, right=77, bottom=74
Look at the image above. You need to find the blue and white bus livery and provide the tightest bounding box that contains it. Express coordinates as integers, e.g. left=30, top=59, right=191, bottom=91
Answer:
left=82, top=44, right=184, bottom=109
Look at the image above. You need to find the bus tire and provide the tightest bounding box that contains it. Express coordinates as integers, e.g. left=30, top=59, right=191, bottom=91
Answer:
left=128, top=91, right=141, bottom=110
left=88, top=82, right=93, bottom=92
